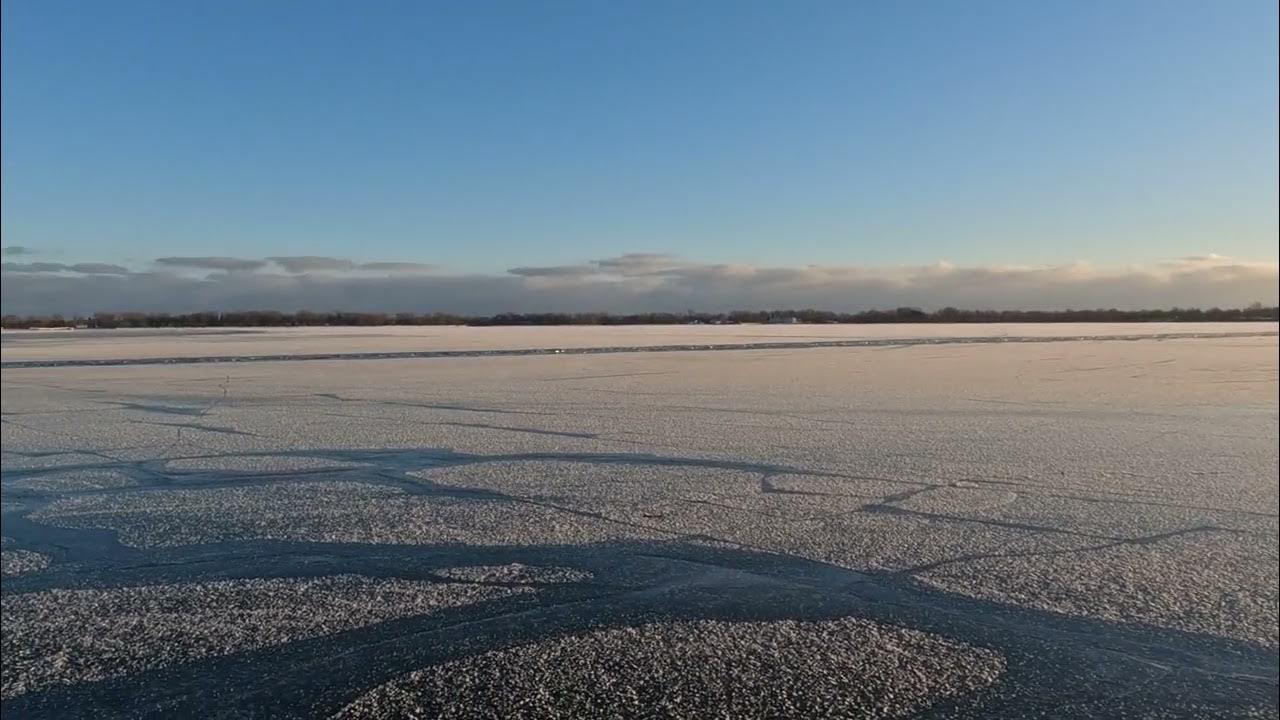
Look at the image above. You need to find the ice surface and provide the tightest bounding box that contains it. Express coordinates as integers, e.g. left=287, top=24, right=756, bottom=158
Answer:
left=3, top=321, right=1274, bottom=363
left=334, top=618, right=1006, bottom=720
left=1, top=566, right=580, bottom=698
left=1, top=327, right=1276, bottom=717
left=0, top=537, right=49, bottom=577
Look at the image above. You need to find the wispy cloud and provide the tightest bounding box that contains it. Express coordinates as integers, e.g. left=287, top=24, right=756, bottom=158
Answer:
left=1, top=262, right=130, bottom=275
left=154, top=256, right=268, bottom=272
left=507, top=264, right=600, bottom=278
left=1, top=262, right=65, bottom=273
left=355, top=261, right=437, bottom=274
left=267, top=256, right=357, bottom=273
left=68, top=263, right=132, bottom=275
left=267, top=256, right=437, bottom=274
left=2, top=253, right=1275, bottom=316
left=2, top=246, right=36, bottom=257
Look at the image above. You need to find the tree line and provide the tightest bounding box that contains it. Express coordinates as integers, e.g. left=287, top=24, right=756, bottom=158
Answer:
left=2, top=304, right=1276, bottom=329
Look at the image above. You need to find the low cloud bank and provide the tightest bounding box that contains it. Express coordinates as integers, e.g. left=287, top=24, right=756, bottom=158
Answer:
left=2, top=253, right=1275, bottom=316
left=2, top=262, right=130, bottom=275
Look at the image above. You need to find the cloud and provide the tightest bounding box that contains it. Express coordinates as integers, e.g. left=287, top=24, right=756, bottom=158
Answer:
left=154, top=256, right=267, bottom=272
left=507, top=264, right=599, bottom=278
left=2, top=246, right=35, bottom=257
left=2, top=262, right=67, bottom=273
left=594, top=253, right=683, bottom=276
left=263, top=257, right=438, bottom=274
left=1, top=262, right=130, bottom=275
left=508, top=254, right=682, bottom=280
left=68, top=263, right=132, bottom=275
left=268, top=256, right=357, bottom=273
left=354, top=261, right=437, bottom=274
left=2, top=253, right=1276, bottom=316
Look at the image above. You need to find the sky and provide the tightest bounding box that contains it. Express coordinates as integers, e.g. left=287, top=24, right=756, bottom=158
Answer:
left=2, top=0, right=1277, bottom=314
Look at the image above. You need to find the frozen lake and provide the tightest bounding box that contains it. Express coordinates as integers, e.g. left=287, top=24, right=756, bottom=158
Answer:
left=4, top=321, right=1276, bottom=363
left=2, top=326, right=1277, bottom=718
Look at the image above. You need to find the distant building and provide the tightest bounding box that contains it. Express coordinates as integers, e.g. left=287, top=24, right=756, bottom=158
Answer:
left=767, top=315, right=799, bottom=324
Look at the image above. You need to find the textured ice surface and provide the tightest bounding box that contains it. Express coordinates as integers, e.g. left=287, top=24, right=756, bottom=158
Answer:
left=1, top=566, right=580, bottom=699
left=334, top=617, right=1006, bottom=720
left=2, top=327, right=1276, bottom=717
left=7, top=469, right=136, bottom=492
left=33, top=480, right=658, bottom=548
left=3, top=322, right=1274, bottom=363
left=0, top=537, right=49, bottom=576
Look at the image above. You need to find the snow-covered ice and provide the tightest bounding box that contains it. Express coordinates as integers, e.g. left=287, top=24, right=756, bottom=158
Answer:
left=1, top=326, right=1276, bottom=717
left=3, top=321, right=1274, bottom=363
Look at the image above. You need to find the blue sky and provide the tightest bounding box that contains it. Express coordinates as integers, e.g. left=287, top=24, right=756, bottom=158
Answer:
left=1, top=1, right=1277, bottom=314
